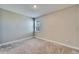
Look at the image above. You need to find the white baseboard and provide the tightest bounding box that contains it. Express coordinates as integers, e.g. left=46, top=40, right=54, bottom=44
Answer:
left=35, top=36, right=79, bottom=51
left=0, top=36, right=33, bottom=47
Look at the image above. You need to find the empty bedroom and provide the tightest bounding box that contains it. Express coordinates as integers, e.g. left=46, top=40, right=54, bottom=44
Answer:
left=0, top=4, right=79, bottom=54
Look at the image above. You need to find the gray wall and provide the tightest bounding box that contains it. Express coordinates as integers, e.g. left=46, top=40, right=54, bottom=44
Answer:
left=0, top=8, right=33, bottom=44
left=0, top=10, right=2, bottom=43
left=36, top=5, right=79, bottom=48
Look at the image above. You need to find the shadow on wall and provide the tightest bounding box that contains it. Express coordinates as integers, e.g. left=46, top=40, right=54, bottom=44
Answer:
left=0, top=8, right=33, bottom=44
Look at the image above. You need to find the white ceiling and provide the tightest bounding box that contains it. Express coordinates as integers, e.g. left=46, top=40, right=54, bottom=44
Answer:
left=0, top=4, right=75, bottom=18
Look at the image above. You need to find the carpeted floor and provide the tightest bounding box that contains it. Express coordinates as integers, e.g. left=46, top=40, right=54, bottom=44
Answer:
left=0, top=38, right=79, bottom=54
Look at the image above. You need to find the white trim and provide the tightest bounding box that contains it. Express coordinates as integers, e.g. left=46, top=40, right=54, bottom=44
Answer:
left=35, top=36, right=79, bottom=51
left=0, top=36, right=33, bottom=46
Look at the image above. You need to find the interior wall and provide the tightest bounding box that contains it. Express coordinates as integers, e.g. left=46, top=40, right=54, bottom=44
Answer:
left=0, top=10, right=2, bottom=43
left=0, top=8, right=33, bottom=44
left=36, top=5, right=79, bottom=48
left=78, top=5, right=79, bottom=47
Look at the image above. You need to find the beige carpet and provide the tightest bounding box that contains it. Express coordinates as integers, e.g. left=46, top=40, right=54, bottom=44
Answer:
left=0, top=38, right=79, bottom=54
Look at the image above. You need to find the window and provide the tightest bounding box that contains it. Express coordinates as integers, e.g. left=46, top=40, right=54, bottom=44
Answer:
left=36, top=21, right=41, bottom=32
